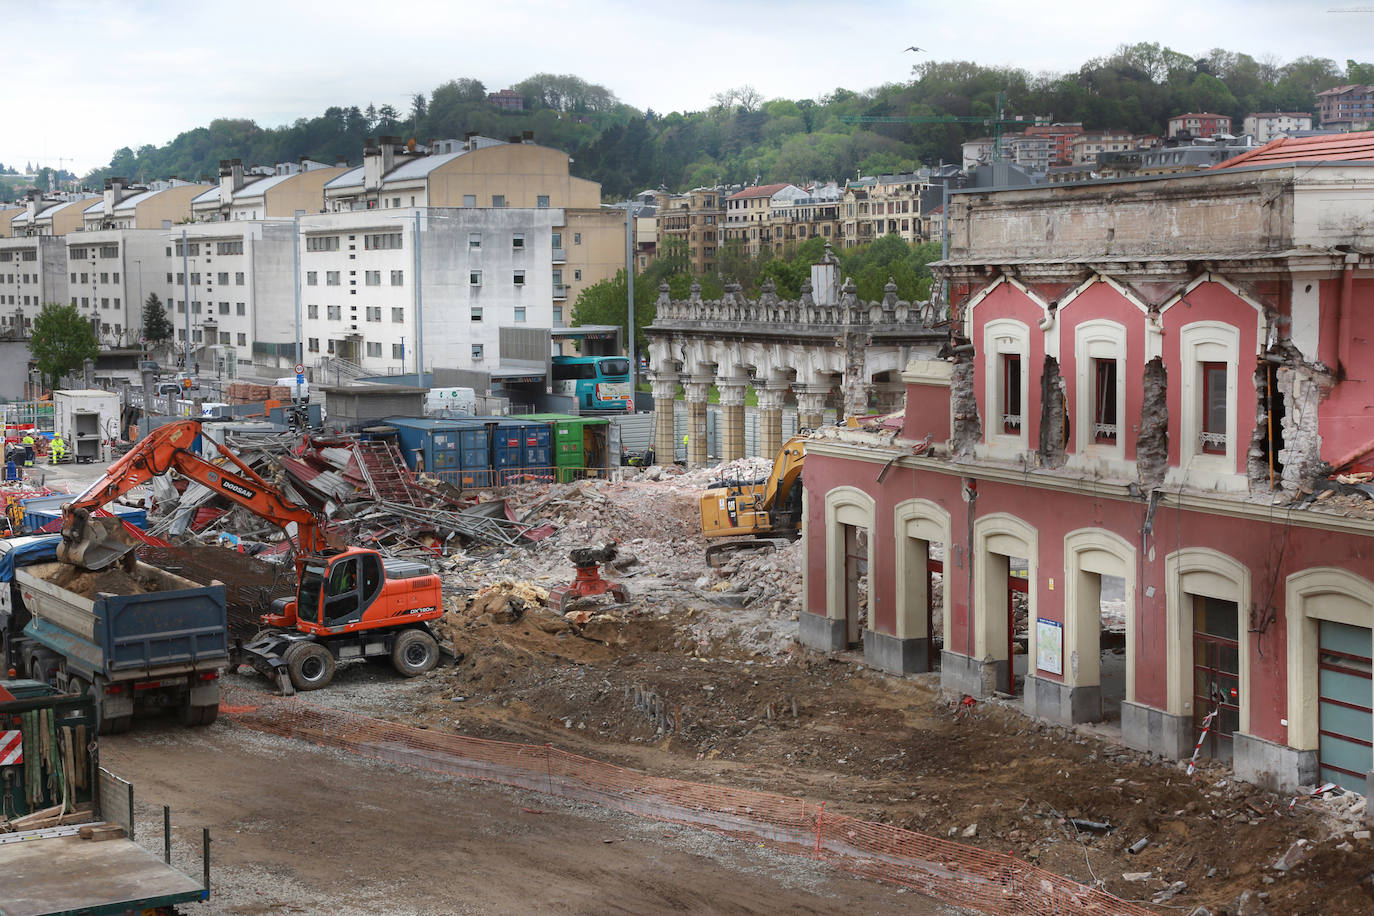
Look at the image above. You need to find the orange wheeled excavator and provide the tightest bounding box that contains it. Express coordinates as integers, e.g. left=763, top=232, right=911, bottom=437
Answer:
left=59, top=419, right=446, bottom=694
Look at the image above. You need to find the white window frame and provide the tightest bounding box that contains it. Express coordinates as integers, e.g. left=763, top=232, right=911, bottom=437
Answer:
left=1072, top=319, right=1127, bottom=462
left=1174, top=321, right=1241, bottom=488
left=980, top=318, right=1030, bottom=456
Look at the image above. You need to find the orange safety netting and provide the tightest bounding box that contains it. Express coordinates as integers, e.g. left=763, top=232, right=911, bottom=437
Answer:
left=221, top=685, right=1149, bottom=916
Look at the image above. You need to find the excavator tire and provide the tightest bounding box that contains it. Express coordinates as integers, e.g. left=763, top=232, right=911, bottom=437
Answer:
left=284, top=642, right=336, bottom=691
left=391, top=629, right=439, bottom=678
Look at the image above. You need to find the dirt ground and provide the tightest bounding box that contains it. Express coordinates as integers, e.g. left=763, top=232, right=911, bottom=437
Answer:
left=92, top=462, right=1374, bottom=915
left=99, top=719, right=957, bottom=915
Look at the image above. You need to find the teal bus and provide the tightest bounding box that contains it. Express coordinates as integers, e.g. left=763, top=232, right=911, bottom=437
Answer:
left=551, top=355, right=633, bottom=411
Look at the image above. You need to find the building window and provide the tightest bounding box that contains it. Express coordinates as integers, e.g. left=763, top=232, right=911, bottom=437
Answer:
left=307, top=271, right=318, bottom=286
left=463, top=194, right=476, bottom=207
left=216, top=241, right=243, bottom=255
left=492, top=195, right=505, bottom=208
left=469, top=232, right=481, bottom=249
left=1201, top=361, right=1228, bottom=454
left=236, top=272, right=244, bottom=285
left=1093, top=358, right=1118, bottom=443
left=364, top=232, right=402, bottom=250
left=514, top=307, right=526, bottom=322
left=307, top=304, right=319, bottom=319
left=390, top=270, right=404, bottom=286
left=574, top=233, right=581, bottom=245
left=190, top=272, right=200, bottom=285
left=366, top=306, right=381, bottom=322
left=1001, top=353, right=1022, bottom=434
left=366, top=341, right=382, bottom=357
left=537, top=195, right=550, bottom=208
left=512, top=233, right=524, bottom=249
left=513, top=270, right=525, bottom=286
left=365, top=270, right=381, bottom=286
left=392, top=343, right=405, bottom=359
left=236, top=302, right=246, bottom=316
left=470, top=270, right=482, bottom=286
left=471, top=307, right=482, bottom=321
left=219, top=331, right=231, bottom=345
left=574, top=269, right=581, bottom=281
left=308, top=337, right=319, bottom=353
left=237, top=333, right=247, bottom=346
left=219, top=302, right=229, bottom=315
left=471, top=343, right=484, bottom=361
left=326, top=271, right=341, bottom=286
left=306, top=236, right=339, bottom=252
left=217, top=272, right=229, bottom=285
left=553, top=305, right=563, bottom=324
left=327, top=305, right=341, bottom=320
left=391, top=307, right=404, bottom=322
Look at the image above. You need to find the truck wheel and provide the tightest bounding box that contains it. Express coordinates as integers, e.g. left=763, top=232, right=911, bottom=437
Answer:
left=391, top=629, right=439, bottom=678
left=284, top=642, right=335, bottom=691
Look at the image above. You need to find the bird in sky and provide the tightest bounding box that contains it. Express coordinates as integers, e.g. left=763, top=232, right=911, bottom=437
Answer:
left=905, top=45, right=925, bottom=52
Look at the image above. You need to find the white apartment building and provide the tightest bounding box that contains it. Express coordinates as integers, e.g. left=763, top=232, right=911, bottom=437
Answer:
left=156, top=223, right=296, bottom=372
left=0, top=236, right=67, bottom=333
left=296, top=207, right=563, bottom=376
left=1242, top=112, right=1314, bottom=144
left=1008, top=135, right=1051, bottom=173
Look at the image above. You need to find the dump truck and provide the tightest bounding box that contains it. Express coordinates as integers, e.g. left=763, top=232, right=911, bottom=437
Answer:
left=0, top=534, right=228, bottom=733
left=0, top=679, right=211, bottom=914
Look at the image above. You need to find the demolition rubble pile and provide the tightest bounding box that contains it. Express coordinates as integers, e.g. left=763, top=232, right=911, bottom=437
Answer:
left=124, top=430, right=805, bottom=655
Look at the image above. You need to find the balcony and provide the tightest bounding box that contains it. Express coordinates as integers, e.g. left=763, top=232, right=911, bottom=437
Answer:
left=553, top=285, right=568, bottom=299
left=552, top=247, right=566, bottom=263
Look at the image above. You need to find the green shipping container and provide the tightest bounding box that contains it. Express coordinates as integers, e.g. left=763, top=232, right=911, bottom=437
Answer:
left=510, top=413, right=612, bottom=482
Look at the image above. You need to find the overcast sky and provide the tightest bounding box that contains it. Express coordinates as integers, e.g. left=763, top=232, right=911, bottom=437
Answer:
left=6, top=0, right=1369, bottom=176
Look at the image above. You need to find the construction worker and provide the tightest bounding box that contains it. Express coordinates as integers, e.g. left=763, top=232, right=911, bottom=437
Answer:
left=49, top=434, right=66, bottom=465
left=20, top=433, right=33, bottom=468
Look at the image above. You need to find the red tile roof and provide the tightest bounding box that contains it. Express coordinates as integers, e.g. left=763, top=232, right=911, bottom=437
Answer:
left=1214, top=130, right=1374, bottom=169
left=726, top=183, right=792, bottom=200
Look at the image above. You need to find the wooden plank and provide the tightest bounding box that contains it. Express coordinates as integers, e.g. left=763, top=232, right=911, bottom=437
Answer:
left=0, top=833, right=203, bottom=916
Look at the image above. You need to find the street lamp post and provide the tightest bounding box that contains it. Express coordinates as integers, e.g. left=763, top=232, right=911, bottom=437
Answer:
left=180, top=229, right=191, bottom=371
left=412, top=209, right=424, bottom=381
left=292, top=211, right=304, bottom=401
left=134, top=258, right=143, bottom=354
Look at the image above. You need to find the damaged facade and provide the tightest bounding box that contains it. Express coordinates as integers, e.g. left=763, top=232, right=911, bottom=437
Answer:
left=799, top=154, right=1374, bottom=802
left=645, top=246, right=946, bottom=465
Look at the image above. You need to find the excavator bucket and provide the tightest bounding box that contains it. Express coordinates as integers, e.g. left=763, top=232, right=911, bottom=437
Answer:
left=57, top=508, right=137, bottom=570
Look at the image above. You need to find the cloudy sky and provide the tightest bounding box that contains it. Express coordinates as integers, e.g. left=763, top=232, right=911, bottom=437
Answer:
left=6, top=0, right=1368, bottom=176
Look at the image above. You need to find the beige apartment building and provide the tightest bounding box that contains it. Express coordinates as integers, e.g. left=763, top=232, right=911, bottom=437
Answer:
left=654, top=187, right=724, bottom=275
left=11, top=196, right=97, bottom=237
left=82, top=179, right=209, bottom=231
left=192, top=159, right=348, bottom=222
left=0, top=206, right=22, bottom=238
left=322, top=136, right=624, bottom=310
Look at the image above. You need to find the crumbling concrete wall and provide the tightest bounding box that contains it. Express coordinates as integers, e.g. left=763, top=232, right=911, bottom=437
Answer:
left=1277, top=362, right=1328, bottom=497
left=1038, top=356, right=1066, bottom=469
left=1136, top=357, right=1169, bottom=491
left=951, top=345, right=981, bottom=456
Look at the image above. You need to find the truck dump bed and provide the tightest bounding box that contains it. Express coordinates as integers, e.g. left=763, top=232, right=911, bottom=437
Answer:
left=16, top=560, right=227, bottom=678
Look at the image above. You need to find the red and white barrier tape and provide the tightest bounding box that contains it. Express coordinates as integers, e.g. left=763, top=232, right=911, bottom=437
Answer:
left=1185, top=709, right=1218, bottom=776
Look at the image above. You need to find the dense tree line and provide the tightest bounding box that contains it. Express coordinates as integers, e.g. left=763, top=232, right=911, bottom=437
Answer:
left=81, top=48, right=1374, bottom=200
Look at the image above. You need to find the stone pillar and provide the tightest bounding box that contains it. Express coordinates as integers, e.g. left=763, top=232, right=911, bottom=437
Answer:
left=756, top=383, right=787, bottom=458
left=717, top=377, right=748, bottom=461
left=651, top=374, right=678, bottom=465
left=684, top=376, right=712, bottom=467
left=795, top=385, right=829, bottom=431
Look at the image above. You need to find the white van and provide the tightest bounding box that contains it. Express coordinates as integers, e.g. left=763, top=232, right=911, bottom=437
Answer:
left=425, top=386, right=476, bottom=416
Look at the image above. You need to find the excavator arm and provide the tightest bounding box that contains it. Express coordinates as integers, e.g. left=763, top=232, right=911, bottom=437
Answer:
left=759, top=436, right=806, bottom=512
left=60, top=419, right=332, bottom=568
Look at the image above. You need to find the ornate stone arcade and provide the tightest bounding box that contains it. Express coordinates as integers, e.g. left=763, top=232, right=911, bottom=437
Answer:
left=645, top=249, right=946, bottom=465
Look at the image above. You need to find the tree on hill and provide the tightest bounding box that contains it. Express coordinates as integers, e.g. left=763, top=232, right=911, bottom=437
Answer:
left=140, top=293, right=173, bottom=351
left=29, top=303, right=98, bottom=389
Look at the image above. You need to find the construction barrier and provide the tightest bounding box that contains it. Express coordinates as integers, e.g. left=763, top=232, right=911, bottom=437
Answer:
left=221, top=686, right=1149, bottom=916
left=419, top=465, right=619, bottom=490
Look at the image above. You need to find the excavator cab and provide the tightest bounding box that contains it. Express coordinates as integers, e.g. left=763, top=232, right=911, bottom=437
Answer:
left=292, top=551, right=386, bottom=630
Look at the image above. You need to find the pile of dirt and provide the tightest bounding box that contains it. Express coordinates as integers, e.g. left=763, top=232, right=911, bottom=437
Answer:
left=46, top=563, right=160, bottom=598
